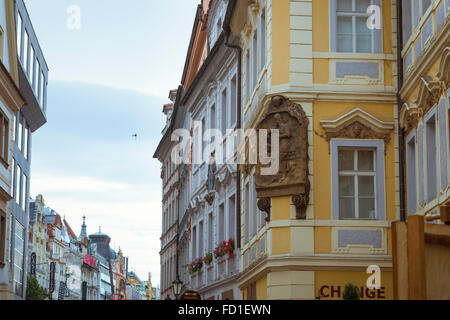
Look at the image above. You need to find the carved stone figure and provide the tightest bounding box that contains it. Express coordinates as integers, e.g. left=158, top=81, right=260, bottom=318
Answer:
left=254, top=95, right=310, bottom=219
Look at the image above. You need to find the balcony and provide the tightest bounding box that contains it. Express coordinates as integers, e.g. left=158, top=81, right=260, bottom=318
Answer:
left=15, top=0, right=48, bottom=132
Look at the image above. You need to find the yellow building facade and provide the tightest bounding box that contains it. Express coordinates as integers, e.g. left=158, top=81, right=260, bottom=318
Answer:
left=226, top=0, right=399, bottom=299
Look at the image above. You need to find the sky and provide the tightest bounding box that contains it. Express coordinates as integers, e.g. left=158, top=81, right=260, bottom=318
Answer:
left=24, top=0, right=199, bottom=286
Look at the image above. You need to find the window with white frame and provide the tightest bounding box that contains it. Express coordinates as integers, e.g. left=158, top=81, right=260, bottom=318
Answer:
left=244, top=181, right=249, bottom=245
left=338, top=148, right=376, bottom=219
left=208, top=212, right=213, bottom=252
left=425, top=109, right=438, bottom=202
left=332, top=140, right=386, bottom=220
left=221, top=89, right=227, bottom=136
left=228, top=194, right=236, bottom=241
left=199, top=221, right=204, bottom=257
left=218, top=203, right=225, bottom=242
left=260, top=7, right=266, bottom=72
left=246, top=50, right=250, bottom=103
left=334, top=0, right=381, bottom=53
left=406, top=132, right=418, bottom=215
left=14, top=221, right=25, bottom=297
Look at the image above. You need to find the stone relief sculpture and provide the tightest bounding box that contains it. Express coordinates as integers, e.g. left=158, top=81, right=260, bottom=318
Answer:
left=254, top=95, right=310, bottom=220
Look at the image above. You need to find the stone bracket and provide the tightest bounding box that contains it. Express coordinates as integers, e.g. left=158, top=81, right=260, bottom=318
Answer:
left=257, top=198, right=271, bottom=222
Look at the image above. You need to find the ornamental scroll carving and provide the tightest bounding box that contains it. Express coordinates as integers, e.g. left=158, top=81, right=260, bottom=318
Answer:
left=254, top=95, right=310, bottom=220
left=324, top=121, right=391, bottom=154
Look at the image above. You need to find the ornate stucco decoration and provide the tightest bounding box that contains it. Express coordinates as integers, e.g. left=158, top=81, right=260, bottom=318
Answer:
left=160, top=166, right=165, bottom=179
left=436, top=47, right=450, bottom=88
left=204, top=161, right=216, bottom=206
left=257, top=198, right=271, bottom=222
left=254, top=95, right=310, bottom=220
left=400, top=103, right=421, bottom=134
left=415, top=76, right=445, bottom=115
left=320, top=108, right=394, bottom=154
left=204, top=192, right=215, bottom=206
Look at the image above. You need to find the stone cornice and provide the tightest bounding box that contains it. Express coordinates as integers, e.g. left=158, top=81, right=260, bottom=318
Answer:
left=400, top=25, right=450, bottom=100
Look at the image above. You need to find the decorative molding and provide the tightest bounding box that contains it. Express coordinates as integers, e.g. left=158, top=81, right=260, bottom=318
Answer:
left=320, top=108, right=393, bottom=154
left=204, top=192, right=215, bottom=206
left=254, top=96, right=310, bottom=214
left=292, top=194, right=308, bottom=220
left=400, top=103, right=421, bottom=133
left=257, top=198, right=271, bottom=222
left=320, top=108, right=394, bottom=133
left=415, top=76, right=446, bottom=114
left=436, top=47, right=450, bottom=87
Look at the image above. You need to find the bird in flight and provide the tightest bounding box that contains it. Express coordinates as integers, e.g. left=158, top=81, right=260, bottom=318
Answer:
left=132, top=134, right=138, bottom=140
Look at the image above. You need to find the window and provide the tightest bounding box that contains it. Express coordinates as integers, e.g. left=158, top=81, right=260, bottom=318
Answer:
left=246, top=50, right=250, bottom=103
left=23, top=31, right=29, bottom=72
left=251, top=175, right=258, bottom=237
left=14, top=221, right=25, bottom=297
left=208, top=213, right=213, bottom=252
left=228, top=195, right=236, bottom=241
left=221, top=89, right=227, bottom=136
left=244, top=182, right=249, bottom=244
left=192, top=225, right=197, bottom=260
left=210, top=104, right=216, bottom=131
left=0, top=209, right=5, bottom=268
left=338, top=148, right=376, bottom=219
left=422, top=0, right=432, bottom=15
left=17, top=114, right=22, bottom=151
left=218, top=203, right=225, bottom=242
left=425, top=111, right=438, bottom=202
left=334, top=0, right=380, bottom=53
left=15, top=165, right=21, bottom=204
left=230, top=76, right=237, bottom=127
left=260, top=8, right=266, bottom=72
left=438, top=98, right=448, bottom=192
left=41, top=71, right=45, bottom=107
left=406, top=132, right=417, bottom=215
left=0, top=110, right=9, bottom=166
left=17, top=13, right=22, bottom=59
left=252, top=32, right=258, bottom=90
left=29, top=44, right=35, bottom=81
left=332, top=140, right=386, bottom=220
left=24, top=125, right=29, bottom=160
left=199, top=221, right=203, bottom=257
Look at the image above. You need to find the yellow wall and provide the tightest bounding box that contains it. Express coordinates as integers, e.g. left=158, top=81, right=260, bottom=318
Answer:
left=314, top=227, right=332, bottom=253
left=256, top=275, right=267, bottom=300
left=271, top=0, right=290, bottom=85
left=271, top=196, right=291, bottom=220
left=313, top=58, right=329, bottom=84
left=382, top=0, right=393, bottom=54
left=271, top=227, right=290, bottom=255
left=312, top=0, right=329, bottom=52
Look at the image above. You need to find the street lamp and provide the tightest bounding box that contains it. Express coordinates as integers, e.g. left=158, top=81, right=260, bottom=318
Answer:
left=172, top=276, right=183, bottom=300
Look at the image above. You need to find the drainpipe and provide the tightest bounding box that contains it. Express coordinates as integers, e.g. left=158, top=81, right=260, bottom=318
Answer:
left=224, top=30, right=242, bottom=249
left=396, top=0, right=406, bottom=222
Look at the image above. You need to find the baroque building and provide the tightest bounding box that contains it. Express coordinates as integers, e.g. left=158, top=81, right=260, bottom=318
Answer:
left=225, top=0, right=399, bottom=299
left=154, top=89, right=180, bottom=299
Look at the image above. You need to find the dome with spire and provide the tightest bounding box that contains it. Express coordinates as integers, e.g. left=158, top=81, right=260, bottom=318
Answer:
left=78, top=215, right=89, bottom=246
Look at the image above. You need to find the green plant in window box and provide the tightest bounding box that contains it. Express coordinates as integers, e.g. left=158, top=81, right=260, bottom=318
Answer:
left=342, top=283, right=360, bottom=300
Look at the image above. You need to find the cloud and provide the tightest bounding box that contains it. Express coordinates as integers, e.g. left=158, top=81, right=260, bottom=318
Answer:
left=31, top=175, right=131, bottom=193
left=30, top=81, right=166, bottom=284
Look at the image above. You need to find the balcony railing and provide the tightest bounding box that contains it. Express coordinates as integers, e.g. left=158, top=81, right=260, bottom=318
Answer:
left=15, top=0, right=48, bottom=132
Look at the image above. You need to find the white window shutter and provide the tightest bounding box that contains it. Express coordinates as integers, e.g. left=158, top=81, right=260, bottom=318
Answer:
left=439, top=98, right=449, bottom=191
left=417, top=123, right=425, bottom=206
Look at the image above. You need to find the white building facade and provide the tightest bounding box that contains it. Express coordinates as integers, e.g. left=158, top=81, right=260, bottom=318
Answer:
left=185, top=0, right=241, bottom=300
